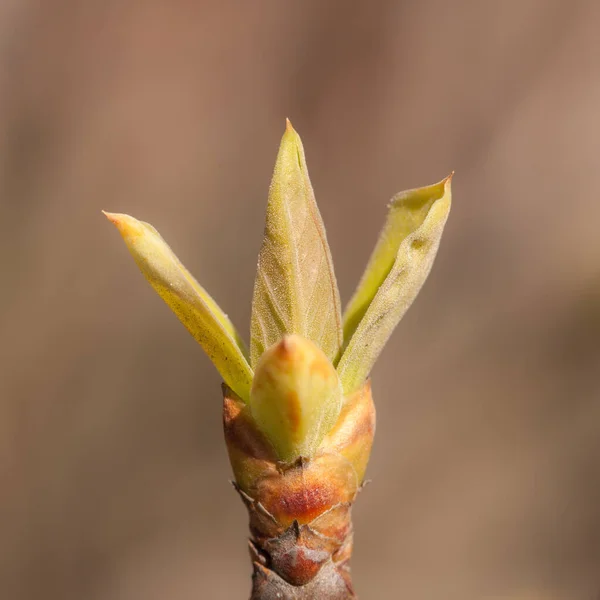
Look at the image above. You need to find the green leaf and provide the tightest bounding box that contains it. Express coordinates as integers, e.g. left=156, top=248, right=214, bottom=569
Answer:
left=250, top=120, right=342, bottom=366
left=250, top=334, right=342, bottom=463
left=337, top=174, right=452, bottom=394
left=104, top=212, right=253, bottom=400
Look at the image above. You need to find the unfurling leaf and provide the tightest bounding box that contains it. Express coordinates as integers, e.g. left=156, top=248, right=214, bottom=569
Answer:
left=104, top=212, right=253, bottom=400
left=250, top=120, right=342, bottom=367
left=250, top=334, right=343, bottom=463
left=337, top=175, right=452, bottom=394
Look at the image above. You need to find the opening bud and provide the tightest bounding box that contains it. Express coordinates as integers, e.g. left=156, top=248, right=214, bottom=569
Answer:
left=250, top=334, right=342, bottom=463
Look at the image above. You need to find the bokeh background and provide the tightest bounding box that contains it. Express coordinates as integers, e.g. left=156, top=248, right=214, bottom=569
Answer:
left=1, top=1, right=600, bottom=598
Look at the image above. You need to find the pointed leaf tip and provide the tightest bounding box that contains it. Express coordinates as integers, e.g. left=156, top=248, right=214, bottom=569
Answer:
left=338, top=174, right=452, bottom=394
left=102, top=210, right=120, bottom=226
left=105, top=212, right=253, bottom=400
left=103, top=211, right=144, bottom=236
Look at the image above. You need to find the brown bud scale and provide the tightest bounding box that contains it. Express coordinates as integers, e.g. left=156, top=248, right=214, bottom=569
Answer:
left=223, top=382, right=375, bottom=599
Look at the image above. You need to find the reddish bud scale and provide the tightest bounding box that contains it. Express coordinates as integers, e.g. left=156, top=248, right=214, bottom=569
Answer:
left=223, top=381, right=376, bottom=599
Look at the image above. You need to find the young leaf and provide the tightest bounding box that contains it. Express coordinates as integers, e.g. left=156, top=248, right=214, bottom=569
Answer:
left=250, top=120, right=342, bottom=367
left=104, top=212, right=253, bottom=400
left=337, top=175, right=452, bottom=394
left=250, top=334, right=343, bottom=463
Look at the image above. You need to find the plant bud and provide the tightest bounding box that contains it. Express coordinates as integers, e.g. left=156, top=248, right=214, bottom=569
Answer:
left=250, top=334, right=342, bottom=462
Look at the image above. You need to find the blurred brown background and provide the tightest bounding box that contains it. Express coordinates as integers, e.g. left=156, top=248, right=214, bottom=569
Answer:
left=1, top=1, right=600, bottom=598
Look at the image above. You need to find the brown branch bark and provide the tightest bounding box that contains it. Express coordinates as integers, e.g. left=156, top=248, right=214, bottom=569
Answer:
left=245, top=502, right=356, bottom=599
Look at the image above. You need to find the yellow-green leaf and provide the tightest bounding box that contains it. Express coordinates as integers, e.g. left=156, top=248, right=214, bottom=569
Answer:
left=337, top=174, right=452, bottom=394
left=250, top=120, right=342, bottom=367
left=104, top=212, right=253, bottom=400
left=250, top=334, right=342, bottom=462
